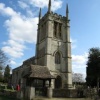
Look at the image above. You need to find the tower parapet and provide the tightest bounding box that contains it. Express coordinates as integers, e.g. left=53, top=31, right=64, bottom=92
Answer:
left=39, top=11, right=68, bottom=26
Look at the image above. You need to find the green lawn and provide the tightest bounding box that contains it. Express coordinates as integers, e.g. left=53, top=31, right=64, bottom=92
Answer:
left=0, top=95, right=18, bottom=100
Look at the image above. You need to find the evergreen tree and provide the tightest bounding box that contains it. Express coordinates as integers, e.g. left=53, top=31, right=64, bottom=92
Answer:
left=86, top=47, right=100, bottom=87
left=4, top=65, right=10, bottom=83
left=0, top=71, right=4, bottom=82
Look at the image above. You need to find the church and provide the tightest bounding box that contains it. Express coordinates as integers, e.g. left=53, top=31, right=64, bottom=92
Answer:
left=12, top=0, right=72, bottom=99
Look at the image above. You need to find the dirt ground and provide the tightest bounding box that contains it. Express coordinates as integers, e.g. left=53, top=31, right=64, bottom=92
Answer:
left=32, top=98, right=92, bottom=100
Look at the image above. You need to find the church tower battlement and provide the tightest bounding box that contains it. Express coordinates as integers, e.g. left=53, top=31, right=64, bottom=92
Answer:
left=35, top=0, right=72, bottom=88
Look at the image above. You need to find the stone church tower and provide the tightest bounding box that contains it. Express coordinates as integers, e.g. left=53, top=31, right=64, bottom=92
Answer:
left=35, top=0, right=72, bottom=89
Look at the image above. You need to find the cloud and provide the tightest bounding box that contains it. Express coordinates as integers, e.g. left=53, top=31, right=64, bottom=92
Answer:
left=10, top=60, right=17, bottom=65
left=72, top=53, right=88, bottom=79
left=51, top=0, right=62, bottom=11
left=18, top=1, right=37, bottom=17
left=0, top=3, right=17, bottom=17
left=5, top=17, right=38, bottom=43
left=18, top=0, right=62, bottom=11
left=0, top=3, right=38, bottom=59
left=71, top=38, right=77, bottom=49
left=2, top=40, right=26, bottom=58
left=18, top=1, right=29, bottom=9
left=2, top=46, right=24, bottom=58
left=71, top=39, right=88, bottom=79
left=72, top=53, right=88, bottom=65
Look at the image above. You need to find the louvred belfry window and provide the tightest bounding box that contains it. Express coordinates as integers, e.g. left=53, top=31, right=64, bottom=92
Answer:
left=54, top=21, right=62, bottom=39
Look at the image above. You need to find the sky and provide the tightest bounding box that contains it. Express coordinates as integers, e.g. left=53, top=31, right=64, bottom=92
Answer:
left=0, top=0, right=100, bottom=80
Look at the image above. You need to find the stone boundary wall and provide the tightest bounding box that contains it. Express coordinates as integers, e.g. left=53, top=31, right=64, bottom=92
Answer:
left=53, top=89, right=79, bottom=98
left=0, top=88, right=84, bottom=99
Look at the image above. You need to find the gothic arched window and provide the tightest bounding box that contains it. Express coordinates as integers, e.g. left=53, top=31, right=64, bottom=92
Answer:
left=55, top=52, right=61, bottom=64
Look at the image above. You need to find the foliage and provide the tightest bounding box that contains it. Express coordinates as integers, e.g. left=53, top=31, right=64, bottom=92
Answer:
left=86, top=47, right=100, bottom=87
left=4, top=65, right=11, bottom=83
left=0, top=71, right=4, bottom=82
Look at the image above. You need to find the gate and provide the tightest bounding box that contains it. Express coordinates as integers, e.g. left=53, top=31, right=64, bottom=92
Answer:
left=35, top=87, right=47, bottom=96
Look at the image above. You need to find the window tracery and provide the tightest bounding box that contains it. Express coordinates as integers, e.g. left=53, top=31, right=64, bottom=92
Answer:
left=55, top=52, right=61, bottom=64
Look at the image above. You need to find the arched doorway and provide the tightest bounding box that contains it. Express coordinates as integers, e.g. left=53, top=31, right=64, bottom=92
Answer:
left=55, top=76, right=62, bottom=89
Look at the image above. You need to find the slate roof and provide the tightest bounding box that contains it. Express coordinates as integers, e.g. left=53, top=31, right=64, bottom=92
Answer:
left=23, top=65, right=55, bottom=79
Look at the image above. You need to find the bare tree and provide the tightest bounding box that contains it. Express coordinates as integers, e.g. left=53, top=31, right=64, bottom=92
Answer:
left=0, top=49, right=8, bottom=69
left=72, top=72, right=84, bottom=83
left=0, top=49, right=9, bottom=81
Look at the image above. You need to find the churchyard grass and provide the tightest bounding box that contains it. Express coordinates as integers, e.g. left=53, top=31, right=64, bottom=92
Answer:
left=0, top=95, right=18, bottom=100
left=0, top=83, right=16, bottom=92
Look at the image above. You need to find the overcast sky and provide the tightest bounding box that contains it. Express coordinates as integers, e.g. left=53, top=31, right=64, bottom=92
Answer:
left=0, top=0, right=100, bottom=79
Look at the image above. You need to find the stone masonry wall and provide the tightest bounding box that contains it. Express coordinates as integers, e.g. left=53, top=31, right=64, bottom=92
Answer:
left=53, top=89, right=78, bottom=98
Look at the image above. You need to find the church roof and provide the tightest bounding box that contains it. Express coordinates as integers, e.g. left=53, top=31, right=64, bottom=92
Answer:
left=23, top=56, right=36, bottom=65
left=23, top=65, right=55, bottom=79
